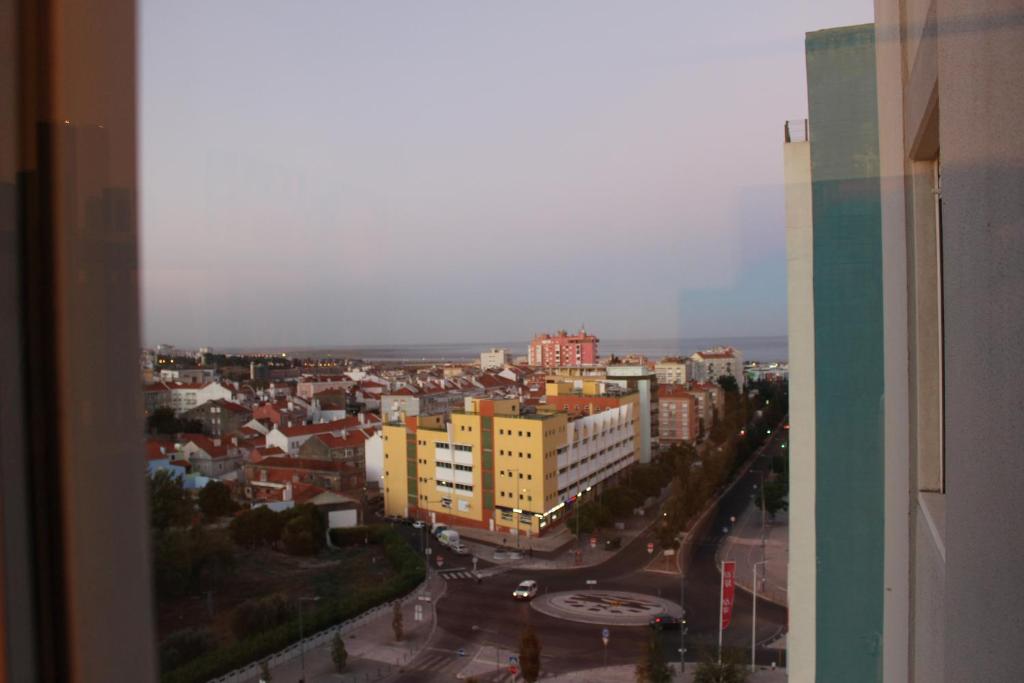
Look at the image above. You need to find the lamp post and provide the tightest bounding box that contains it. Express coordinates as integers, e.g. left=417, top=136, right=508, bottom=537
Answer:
left=298, top=595, right=321, bottom=683
left=680, top=565, right=687, bottom=673
left=751, top=560, right=767, bottom=672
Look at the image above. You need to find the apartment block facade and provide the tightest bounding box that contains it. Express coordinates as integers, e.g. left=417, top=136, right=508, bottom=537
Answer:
left=657, top=384, right=698, bottom=445
left=382, top=394, right=638, bottom=537
left=527, top=328, right=599, bottom=367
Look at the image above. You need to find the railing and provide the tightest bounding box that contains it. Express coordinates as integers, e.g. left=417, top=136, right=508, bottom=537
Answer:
left=784, top=118, right=809, bottom=143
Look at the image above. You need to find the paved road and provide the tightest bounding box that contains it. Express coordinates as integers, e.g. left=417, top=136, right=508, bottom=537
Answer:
left=389, top=426, right=789, bottom=681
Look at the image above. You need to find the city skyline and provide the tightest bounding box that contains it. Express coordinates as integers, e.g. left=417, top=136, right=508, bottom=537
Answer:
left=139, top=1, right=871, bottom=348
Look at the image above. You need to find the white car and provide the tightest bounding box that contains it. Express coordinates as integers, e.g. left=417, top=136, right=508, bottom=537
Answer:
left=412, top=520, right=425, bottom=529
left=452, top=543, right=470, bottom=555
left=512, top=580, right=538, bottom=601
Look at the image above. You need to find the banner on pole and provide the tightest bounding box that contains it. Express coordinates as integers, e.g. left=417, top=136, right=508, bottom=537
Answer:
left=721, top=561, right=736, bottom=630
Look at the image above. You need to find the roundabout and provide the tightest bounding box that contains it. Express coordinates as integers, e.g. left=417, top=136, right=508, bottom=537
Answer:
left=530, top=590, right=683, bottom=626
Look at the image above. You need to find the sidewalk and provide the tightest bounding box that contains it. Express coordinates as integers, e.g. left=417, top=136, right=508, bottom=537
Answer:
left=719, top=499, right=788, bottom=607
left=544, top=664, right=787, bottom=682
left=234, top=573, right=446, bottom=683
left=456, top=498, right=667, bottom=574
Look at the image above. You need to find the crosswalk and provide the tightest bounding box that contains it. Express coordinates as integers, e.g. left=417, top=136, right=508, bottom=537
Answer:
left=438, top=569, right=479, bottom=581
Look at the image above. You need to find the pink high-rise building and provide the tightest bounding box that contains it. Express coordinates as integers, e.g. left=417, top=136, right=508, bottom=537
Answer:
left=527, top=328, right=599, bottom=367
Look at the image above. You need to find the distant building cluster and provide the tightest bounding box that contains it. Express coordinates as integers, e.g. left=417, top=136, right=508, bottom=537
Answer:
left=141, top=335, right=779, bottom=536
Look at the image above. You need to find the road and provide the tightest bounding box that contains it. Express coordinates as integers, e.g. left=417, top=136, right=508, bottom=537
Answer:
left=391, top=426, right=789, bottom=680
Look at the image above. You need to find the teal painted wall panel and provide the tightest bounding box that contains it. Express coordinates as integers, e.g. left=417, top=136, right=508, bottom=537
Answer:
left=806, top=24, right=885, bottom=683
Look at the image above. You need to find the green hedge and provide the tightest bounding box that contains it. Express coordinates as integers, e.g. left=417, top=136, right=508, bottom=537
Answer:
left=162, top=526, right=424, bottom=683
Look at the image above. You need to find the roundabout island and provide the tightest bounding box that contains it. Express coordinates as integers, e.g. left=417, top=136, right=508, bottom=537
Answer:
left=530, top=590, right=683, bottom=626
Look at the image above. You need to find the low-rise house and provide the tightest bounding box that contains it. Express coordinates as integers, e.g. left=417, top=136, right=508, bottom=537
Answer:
left=246, top=457, right=365, bottom=497
left=264, top=413, right=381, bottom=456
left=183, top=398, right=252, bottom=436
left=179, top=434, right=243, bottom=478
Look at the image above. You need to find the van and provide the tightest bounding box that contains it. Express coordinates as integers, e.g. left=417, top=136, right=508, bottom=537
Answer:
left=437, top=529, right=461, bottom=547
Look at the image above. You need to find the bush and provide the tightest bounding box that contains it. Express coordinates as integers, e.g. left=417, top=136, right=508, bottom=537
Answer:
left=230, top=506, right=284, bottom=549
left=231, top=594, right=291, bottom=640
left=280, top=504, right=325, bottom=556
left=331, top=633, right=348, bottom=672
left=198, top=480, right=238, bottom=518
left=162, top=526, right=425, bottom=683
left=160, top=628, right=214, bottom=672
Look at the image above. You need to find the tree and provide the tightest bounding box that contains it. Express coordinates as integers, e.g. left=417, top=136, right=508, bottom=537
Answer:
left=331, top=632, right=348, bottom=672
left=231, top=594, right=291, bottom=639
left=634, top=632, right=672, bottom=683
left=159, top=627, right=213, bottom=672
left=280, top=504, right=326, bottom=555
left=519, top=625, right=541, bottom=683
left=230, top=505, right=284, bottom=548
left=694, top=656, right=747, bottom=683
left=717, top=375, right=739, bottom=394
left=760, top=478, right=789, bottom=520
left=258, top=659, right=272, bottom=682
left=392, top=602, right=404, bottom=641
left=150, top=470, right=193, bottom=531
left=198, top=480, right=237, bottom=519
left=146, top=407, right=205, bottom=435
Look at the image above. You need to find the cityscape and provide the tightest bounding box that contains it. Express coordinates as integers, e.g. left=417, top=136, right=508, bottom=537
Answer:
left=2, top=1, right=1021, bottom=683
left=144, top=331, right=789, bottom=683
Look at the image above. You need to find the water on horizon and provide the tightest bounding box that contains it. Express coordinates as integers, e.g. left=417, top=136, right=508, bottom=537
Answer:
left=266, top=335, right=788, bottom=364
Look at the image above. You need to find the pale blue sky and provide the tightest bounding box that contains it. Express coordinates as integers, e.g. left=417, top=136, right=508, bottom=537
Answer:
left=139, top=1, right=872, bottom=348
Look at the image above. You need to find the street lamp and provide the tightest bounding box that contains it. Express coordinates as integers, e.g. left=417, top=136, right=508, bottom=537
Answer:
left=298, top=595, right=321, bottom=683
left=751, top=560, right=767, bottom=672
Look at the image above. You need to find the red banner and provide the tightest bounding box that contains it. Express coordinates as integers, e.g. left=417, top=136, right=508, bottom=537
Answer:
left=721, top=561, right=736, bottom=630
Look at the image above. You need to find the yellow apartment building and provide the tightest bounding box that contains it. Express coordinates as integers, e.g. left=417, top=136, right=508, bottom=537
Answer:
left=382, top=393, right=638, bottom=538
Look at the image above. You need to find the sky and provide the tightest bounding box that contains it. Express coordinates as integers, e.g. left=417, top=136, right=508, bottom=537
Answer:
left=139, top=0, right=873, bottom=349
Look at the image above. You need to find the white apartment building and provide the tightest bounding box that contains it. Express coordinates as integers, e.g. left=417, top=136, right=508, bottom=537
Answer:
left=480, top=348, right=510, bottom=370
left=654, top=359, right=687, bottom=385
left=687, top=346, right=744, bottom=390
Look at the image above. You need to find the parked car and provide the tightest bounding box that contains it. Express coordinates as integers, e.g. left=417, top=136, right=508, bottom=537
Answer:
left=412, top=520, right=425, bottom=529
left=432, top=523, right=449, bottom=537
left=452, top=543, right=470, bottom=555
left=648, top=614, right=683, bottom=630
left=512, top=580, right=539, bottom=601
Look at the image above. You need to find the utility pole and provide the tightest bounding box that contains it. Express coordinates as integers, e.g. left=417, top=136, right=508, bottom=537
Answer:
left=751, top=560, right=766, bottom=672
left=680, top=566, right=686, bottom=673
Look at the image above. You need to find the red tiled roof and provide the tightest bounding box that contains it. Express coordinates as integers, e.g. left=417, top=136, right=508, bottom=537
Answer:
left=314, top=431, right=369, bottom=449
left=146, top=439, right=176, bottom=461
left=658, top=385, right=694, bottom=399
left=277, top=413, right=380, bottom=438
left=254, top=456, right=361, bottom=473
left=218, top=399, right=251, bottom=414
left=291, top=482, right=326, bottom=504
left=182, top=434, right=229, bottom=458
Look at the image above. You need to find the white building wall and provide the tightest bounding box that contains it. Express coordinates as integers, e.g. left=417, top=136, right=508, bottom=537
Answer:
left=364, top=431, right=384, bottom=488
left=784, top=129, right=815, bottom=682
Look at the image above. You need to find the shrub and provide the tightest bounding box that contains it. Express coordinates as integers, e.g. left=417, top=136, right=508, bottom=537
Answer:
left=160, top=628, right=214, bottom=672
left=162, top=526, right=425, bottom=683
left=231, top=594, right=291, bottom=640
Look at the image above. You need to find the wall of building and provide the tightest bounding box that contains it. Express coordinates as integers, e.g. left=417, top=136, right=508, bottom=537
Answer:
left=806, top=24, right=885, bottom=683
left=784, top=128, right=816, bottom=683
left=935, top=3, right=1024, bottom=680
left=872, top=2, right=912, bottom=680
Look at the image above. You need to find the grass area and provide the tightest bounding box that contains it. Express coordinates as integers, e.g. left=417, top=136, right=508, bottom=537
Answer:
left=158, top=525, right=425, bottom=683
left=156, top=543, right=393, bottom=646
